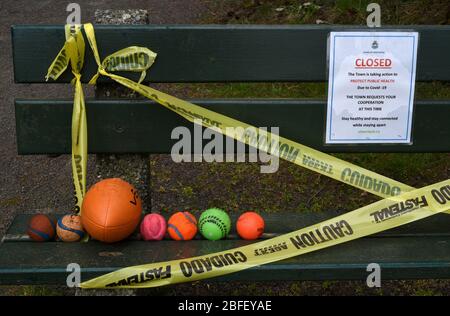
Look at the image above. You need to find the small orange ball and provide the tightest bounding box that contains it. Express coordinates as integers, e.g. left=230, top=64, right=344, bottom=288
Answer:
left=167, top=212, right=197, bottom=241
left=236, top=212, right=265, bottom=240
left=27, top=214, right=56, bottom=242
left=57, top=215, right=85, bottom=242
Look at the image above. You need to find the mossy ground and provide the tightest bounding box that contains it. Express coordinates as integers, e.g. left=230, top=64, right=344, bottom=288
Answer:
left=150, top=153, right=450, bottom=215
left=2, top=279, right=450, bottom=296
left=204, top=0, right=450, bottom=25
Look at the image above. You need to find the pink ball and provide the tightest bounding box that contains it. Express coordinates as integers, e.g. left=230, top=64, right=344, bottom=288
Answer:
left=140, top=214, right=167, bottom=241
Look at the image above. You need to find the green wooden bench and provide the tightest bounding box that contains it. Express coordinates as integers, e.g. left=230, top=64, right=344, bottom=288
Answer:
left=1, top=25, right=450, bottom=285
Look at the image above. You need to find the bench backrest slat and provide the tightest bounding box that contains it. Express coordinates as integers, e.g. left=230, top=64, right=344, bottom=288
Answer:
left=15, top=99, right=450, bottom=154
left=12, top=25, right=450, bottom=83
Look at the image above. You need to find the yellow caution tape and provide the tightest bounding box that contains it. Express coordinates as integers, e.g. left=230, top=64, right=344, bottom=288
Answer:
left=46, top=24, right=87, bottom=215
left=45, top=23, right=449, bottom=288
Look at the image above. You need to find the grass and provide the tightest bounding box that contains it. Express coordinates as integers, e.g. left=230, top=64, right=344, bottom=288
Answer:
left=2, top=279, right=446, bottom=296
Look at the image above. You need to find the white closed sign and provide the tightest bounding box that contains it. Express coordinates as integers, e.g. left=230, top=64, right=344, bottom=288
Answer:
left=325, top=31, right=419, bottom=144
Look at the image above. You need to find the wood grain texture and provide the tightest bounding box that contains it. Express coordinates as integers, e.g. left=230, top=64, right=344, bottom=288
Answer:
left=15, top=99, right=450, bottom=154
left=12, top=25, right=450, bottom=83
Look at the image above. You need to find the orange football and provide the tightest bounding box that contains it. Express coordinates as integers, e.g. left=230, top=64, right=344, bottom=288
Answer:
left=81, top=178, right=142, bottom=243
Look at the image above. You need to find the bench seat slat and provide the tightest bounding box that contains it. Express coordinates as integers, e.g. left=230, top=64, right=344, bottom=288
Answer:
left=0, top=236, right=448, bottom=284
left=15, top=99, right=450, bottom=154
left=2, top=213, right=449, bottom=284
left=12, top=25, right=450, bottom=83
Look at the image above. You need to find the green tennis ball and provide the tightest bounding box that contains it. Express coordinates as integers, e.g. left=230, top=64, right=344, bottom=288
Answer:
left=198, top=208, right=231, bottom=241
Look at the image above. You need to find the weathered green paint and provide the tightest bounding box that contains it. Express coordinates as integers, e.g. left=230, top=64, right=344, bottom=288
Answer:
left=12, top=25, right=450, bottom=83
left=15, top=99, right=450, bottom=154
